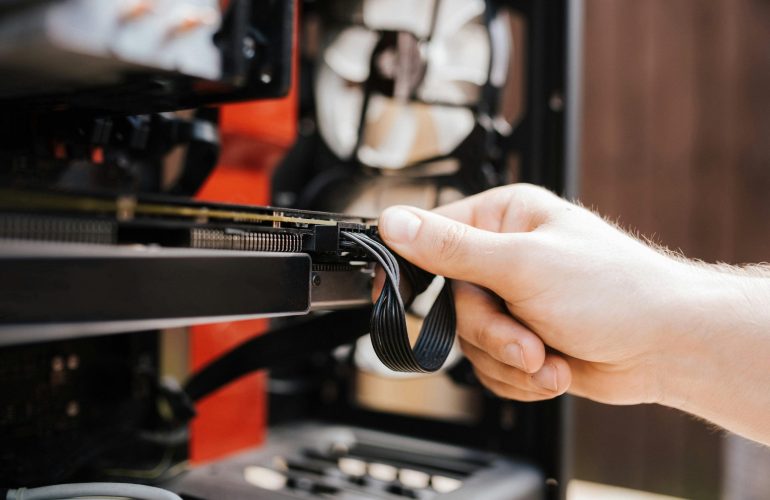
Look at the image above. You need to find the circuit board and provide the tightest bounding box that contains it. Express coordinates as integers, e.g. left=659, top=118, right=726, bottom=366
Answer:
left=0, top=189, right=376, bottom=257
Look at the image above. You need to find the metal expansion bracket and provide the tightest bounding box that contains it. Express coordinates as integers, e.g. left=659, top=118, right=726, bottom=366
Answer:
left=0, top=240, right=372, bottom=345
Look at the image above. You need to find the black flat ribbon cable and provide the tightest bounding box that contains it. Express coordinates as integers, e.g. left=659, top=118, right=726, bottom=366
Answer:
left=342, top=232, right=456, bottom=373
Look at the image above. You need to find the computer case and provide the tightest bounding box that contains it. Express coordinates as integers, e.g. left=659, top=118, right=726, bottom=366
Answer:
left=0, top=1, right=582, bottom=499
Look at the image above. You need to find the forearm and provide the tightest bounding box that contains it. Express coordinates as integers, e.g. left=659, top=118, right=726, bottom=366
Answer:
left=661, top=264, right=770, bottom=444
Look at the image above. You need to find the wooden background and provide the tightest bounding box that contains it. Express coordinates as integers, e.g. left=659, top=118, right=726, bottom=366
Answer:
left=574, top=0, right=770, bottom=498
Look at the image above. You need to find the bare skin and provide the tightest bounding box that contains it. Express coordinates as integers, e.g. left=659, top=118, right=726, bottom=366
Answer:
left=377, top=184, right=770, bottom=445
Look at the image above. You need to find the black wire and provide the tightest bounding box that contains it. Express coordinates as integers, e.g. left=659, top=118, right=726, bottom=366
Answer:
left=342, top=232, right=456, bottom=373
left=184, top=309, right=372, bottom=402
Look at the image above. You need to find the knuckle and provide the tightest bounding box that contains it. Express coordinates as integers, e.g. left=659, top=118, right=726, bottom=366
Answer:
left=476, top=314, right=507, bottom=349
left=475, top=322, right=496, bottom=349
left=434, top=223, right=467, bottom=262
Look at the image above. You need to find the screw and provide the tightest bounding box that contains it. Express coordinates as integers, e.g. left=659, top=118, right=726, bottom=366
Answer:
left=67, top=354, right=79, bottom=370
left=66, top=400, right=80, bottom=417
left=549, top=91, right=564, bottom=112
left=243, top=36, right=257, bottom=59
left=51, top=356, right=64, bottom=372
left=312, top=273, right=322, bottom=287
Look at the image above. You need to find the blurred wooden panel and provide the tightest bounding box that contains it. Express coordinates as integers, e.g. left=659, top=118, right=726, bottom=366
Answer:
left=575, top=0, right=770, bottom=498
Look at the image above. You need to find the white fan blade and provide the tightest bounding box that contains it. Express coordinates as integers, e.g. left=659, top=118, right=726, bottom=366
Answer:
left=432, top=0, right=486, bottom=39
left=363, top=0, right=435, bottom=37
left=323, top=26, right=379, bottom=83
left=419, top=23, right=490, bottom=104
left=488, top=10, right=513, bottom=88
left=358, top=95, right=417, bottom=168
left=357, top=95, right=475, bottom=168
left=429, top=104, right=476, bottom=154
left=314, top=61, right=364, bottom=160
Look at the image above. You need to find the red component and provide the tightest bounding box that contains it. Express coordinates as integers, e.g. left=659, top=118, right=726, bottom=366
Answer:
left=53, top=142, right=68, bottom=160
left=189, top=319, right=268, bottom=463
left=188, top=1, right=299, bottom=464
left=91, top=147, right=104, bottom=165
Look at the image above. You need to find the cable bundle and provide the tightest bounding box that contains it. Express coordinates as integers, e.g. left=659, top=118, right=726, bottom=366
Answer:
left=4, top=483, right=182, bottom=500
left=341, top=232, right=456, bottom=373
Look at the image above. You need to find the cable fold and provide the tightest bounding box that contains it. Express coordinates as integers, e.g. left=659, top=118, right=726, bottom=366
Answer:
left=342, top=231, right=456, bottom=373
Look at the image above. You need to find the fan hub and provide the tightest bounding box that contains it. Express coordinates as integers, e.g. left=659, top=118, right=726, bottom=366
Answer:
left=371, top=31, right=427, bottom=101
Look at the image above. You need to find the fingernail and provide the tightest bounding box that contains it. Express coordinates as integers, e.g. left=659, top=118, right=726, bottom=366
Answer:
left=502, top=343, right=527, bottom=371
left=532, top=364, right=558, bottom=392
left=380, top=207, right=422, bottom=244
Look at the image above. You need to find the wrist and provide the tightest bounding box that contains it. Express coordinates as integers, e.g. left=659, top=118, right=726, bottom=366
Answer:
left=633, top=259, right=716, bottom=405
left=657, top=262, right=770, bottom=424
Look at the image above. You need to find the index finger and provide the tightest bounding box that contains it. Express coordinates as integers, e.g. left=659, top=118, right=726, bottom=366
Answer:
left=434, top=184, right=562, bottom=233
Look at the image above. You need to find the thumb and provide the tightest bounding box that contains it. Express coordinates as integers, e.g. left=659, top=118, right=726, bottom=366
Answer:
left=378, top=206, right=515, bottom=289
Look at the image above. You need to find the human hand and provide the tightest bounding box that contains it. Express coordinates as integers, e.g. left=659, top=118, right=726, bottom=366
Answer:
left=377, top=184, right=697, bottom=405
